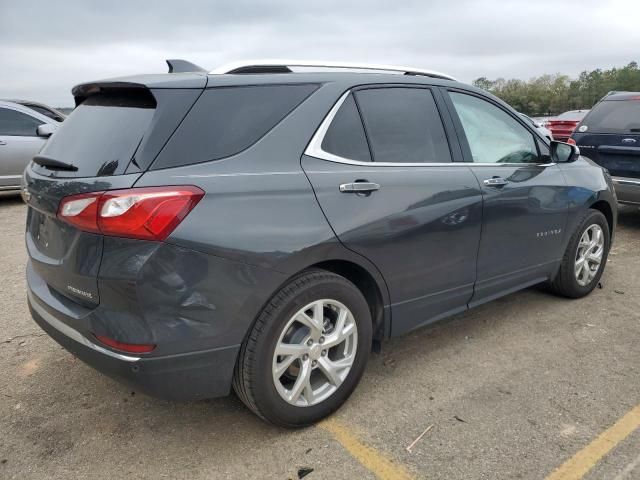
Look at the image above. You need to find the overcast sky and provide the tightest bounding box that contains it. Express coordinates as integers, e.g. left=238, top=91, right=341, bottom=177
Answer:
left=1, top=0, right=639, bottom=106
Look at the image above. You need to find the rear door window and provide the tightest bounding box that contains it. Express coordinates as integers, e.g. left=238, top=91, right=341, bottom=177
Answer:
left=321, top=94, right=371, bottom=162
left=0, top=108, right=43, bottom=136
left=152, top=84, right=318, bottom=169
left=36, top=91, right=156, bottom=177
left=582, top=100, right=640, bottom=133
left=354, top=87, right=452, bottom=163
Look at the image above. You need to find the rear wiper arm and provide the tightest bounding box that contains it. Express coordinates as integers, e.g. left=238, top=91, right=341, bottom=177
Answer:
left=33, top=155, right=78, bottom=171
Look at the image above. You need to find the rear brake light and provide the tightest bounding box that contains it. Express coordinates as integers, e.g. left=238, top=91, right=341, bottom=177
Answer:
left=58, top=193, right=101, bottom=233
left=567, top=138, right=577, bottom=145
left=57, top=186, right=204, bottom=240
left=94, top=334, right=156, bottom=353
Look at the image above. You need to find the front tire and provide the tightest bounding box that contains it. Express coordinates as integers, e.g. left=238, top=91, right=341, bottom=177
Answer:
left=233, top=270, right=372, bottom=427
left=548, top=209, right=610, bottom=298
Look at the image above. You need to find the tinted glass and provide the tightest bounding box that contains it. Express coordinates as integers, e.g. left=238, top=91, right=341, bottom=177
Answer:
left=355, top=88, right=452, bottom=163
left=321, top=94, right=371, bottom=162
left=450, top=92, right=539, bottom=164
left=0, top=108, right=43, bottom=136
left=153, top=84, right=318, bottom=169
left=37, top=92, right=155, bottom=177
left=581, top=100, right=640, bottom=133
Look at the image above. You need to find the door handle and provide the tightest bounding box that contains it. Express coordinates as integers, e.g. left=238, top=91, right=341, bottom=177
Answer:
left=0, top=140, right=7, bottom=146
left=339, top=181, right=381, bottom=193
left=483, top=177, right=509, bottom=187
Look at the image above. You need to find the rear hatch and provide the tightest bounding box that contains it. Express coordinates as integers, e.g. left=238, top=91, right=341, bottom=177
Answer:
left=572, top=96, right=640, bottom=179
left=24, top=76, right=206, bottom=307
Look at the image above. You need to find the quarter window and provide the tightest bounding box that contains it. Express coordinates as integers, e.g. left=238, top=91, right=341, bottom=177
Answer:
left=321, top=94, right=371, bottom=162
left=449, top=92, right=539, bottom=164
left=0, top=108, right=44, bottom=136
left=354, top=88, right=452, bottom=163
left=152, top=84, right=318, bottom=169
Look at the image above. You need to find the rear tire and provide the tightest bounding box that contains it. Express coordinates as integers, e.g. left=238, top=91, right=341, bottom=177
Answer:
left=233, top=269, right=372, bottom=427
left=548, top=209, right=610, bottom=298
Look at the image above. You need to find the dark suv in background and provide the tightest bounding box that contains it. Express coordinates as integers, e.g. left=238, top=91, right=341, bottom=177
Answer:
left=24, top=60, right=617, bottom=427
left=570, top=92, right=640, bottom=205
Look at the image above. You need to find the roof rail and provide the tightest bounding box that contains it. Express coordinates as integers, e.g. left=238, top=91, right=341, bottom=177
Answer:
left=209, top=59, right=458, bottom=81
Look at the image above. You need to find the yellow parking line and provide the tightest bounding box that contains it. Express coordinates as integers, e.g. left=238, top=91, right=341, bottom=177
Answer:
left=320, top=418, right=414, bottom=480
left=546, top=404, right=640, bottom=480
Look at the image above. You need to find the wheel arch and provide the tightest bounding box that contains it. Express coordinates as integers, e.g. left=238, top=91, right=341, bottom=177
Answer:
left=308, top=259, right=388, bottom=342
left=589, top=199, right=614, bottom=239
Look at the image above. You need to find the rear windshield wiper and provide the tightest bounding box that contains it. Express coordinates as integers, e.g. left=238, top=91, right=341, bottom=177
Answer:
left=33, top=155, right=78, bottom=171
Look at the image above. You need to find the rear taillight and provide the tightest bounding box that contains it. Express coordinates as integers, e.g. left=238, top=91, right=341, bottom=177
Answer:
left=57, top=186, right=204, bottom=241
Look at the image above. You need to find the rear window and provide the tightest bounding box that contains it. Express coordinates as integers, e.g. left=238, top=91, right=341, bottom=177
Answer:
left=556, top=110, right=588, bottom=121
left=37, top=91, right=155, bottom=177
left=581, top=100, right=640, bottom=133
left=152, top=84, right=318, bottom=170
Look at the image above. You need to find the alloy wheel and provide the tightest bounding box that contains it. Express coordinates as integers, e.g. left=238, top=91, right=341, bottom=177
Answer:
left=272, top=299, right=358, bottom=407
left=574, top=224, right=605, bottom=286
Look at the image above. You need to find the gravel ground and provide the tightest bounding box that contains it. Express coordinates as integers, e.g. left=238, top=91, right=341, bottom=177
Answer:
left=1, top=196, right=638, bottom=479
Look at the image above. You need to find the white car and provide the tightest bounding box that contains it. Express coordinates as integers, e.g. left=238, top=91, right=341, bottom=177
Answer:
left=519, top=113, right=553, bottom=142
left=0, top=101, right=61, bottom=193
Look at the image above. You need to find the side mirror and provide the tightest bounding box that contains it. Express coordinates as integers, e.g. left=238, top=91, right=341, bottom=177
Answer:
left=36, top=123, right=56, bottom=138
left=551, top=141, right=579, bottom=163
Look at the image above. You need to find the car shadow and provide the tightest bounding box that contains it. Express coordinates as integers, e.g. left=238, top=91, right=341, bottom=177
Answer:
left=0, top=194, right=24, bottom=206
left=617, top=204, right=640, bottom=230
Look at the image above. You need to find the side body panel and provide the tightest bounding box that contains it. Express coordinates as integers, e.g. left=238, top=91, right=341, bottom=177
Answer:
left=467, top=163, right=569, bottom=305
left=0, top=135, right=46, bottom=188
left=0, top=104, right=49, bottom=189
left=557, top=156, right=618, bottom=244
left=302, top=156, right=483, bottom=336
left=439, top=87, right=571, bottom=305
left=135, top=81, right=392, bottom=346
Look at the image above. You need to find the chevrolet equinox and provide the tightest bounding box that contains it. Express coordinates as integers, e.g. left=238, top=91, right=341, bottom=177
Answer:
left=24, top=60, right=617, bottom=427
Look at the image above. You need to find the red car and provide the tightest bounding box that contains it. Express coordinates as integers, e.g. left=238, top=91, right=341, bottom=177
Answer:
left=545, top=110, right=589, bottom=141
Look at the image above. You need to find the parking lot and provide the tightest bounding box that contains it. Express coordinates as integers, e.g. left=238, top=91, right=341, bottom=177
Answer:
left=1, top=195, right=638, bottom=479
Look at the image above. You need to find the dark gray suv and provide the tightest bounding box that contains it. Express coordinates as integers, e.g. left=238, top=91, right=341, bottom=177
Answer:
left=24, top=60, right=617, bottom=427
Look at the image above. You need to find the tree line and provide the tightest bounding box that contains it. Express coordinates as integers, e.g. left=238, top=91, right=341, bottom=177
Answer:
left=472, top=61, right=640, bottom=116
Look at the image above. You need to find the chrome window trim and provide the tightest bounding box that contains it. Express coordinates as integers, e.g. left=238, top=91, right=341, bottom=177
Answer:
left=304, top=90, right=556, bottom=168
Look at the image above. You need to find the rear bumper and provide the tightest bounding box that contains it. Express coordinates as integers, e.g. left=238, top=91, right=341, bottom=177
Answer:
left=612, top=176, right=640, bottom=205
left=28, top=289, right=240, bottom=401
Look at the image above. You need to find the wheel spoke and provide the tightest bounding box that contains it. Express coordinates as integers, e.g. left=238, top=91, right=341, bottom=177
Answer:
left=580, top=263, right=591, bottom=283
left=294, top=302, right=324, bottom=336
left=275, top=343, right=307, bottom=357
left=287, top=361, right=311, bottom=404
left=588, top=252, right=602, bottom=265
left=324, top=321, right=355, bottom=349
left=317, top=357, right=341, bottom=386
left=274, top=354, right=298, bottom=379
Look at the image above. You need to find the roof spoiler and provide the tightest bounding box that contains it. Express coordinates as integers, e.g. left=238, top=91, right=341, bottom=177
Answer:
left=166, top=59, right=208, bottom=74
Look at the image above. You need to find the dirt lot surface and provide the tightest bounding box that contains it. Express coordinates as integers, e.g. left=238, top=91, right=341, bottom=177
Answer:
left=1, top=196, right=638, bottom=479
